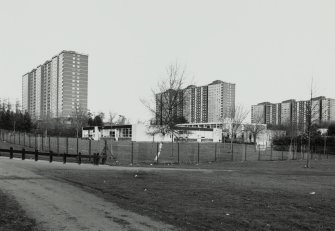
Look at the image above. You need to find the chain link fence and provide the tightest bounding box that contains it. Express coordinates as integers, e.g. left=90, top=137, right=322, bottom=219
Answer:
left=0, top=129, right=333, bottom=164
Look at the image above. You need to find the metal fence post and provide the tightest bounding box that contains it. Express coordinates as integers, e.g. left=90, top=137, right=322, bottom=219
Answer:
left=214, top=143, right=217, bottom=162
left=258, top=145, right=261, bottom=161
left=18, top=132, right=21, bottom=145
left=156, top=142, right=159, bottom=164
left=270, top=144, right=273, bottom=161
left=42, top=135, right=44, bottom=151
left=93, top=153, right=97, bottom=165
left=35, top=134, right=37, bottom=150
left=48, top=136, right=51, bottom=152
left=327, top=145, right=329, bottom=159
left=57, top=136, right=60, bottom=154
left=197, top=142, right=200, bottom=164
left=24, top=133, right=26, bottom=146
left=131, top=141, right=134, bottom=165
left=244, top=143, right=247, bottom=161
left=66, top=137, right=69, bottom=154
left=76, top=137, right=79, bottom=155
left=96, top=153, right=100, bottom=165
left=178, top=142, right=180, bottom=164
left=231, top=143, right=234, bottom=161
left=29, top=134, right=31, bottom=148
left=89, top=139, right=92, bottom=162
left=22, top=148, right=25, bottom=160
left=282, top=150, right=284, bottom=160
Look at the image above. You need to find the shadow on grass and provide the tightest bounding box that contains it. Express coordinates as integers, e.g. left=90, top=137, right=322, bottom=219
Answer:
left=0, top=190, right=37, bottom=231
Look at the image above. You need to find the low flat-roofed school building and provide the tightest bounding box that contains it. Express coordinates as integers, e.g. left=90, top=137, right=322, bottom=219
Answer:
left=82, top=123, right=222, bottom=142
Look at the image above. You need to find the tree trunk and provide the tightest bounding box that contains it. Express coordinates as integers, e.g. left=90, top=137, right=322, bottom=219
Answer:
left=306, top=131, right=311, bottom=168
left=155, top=136, right=165, bottom=162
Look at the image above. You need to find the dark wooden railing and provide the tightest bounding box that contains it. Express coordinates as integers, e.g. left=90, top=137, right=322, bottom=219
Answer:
left=0, top=147, right=105, bottom=165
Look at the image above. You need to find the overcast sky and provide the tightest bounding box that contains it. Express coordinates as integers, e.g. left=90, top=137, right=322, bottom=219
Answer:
left=0, top=0, right=334, bottom=122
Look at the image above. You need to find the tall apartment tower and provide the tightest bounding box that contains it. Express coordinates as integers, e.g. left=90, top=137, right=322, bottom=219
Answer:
left=251, top=103, right=266, bottom=124
left=251, top=100, right=294, bottom=126
left=281, top=99, right=297, bottom=126
left=182, top=85, right=194, bottom=123
left=182, top=85, right=210, bottom=123
left=296, top=100, right=308, bottom=131
left=208, top=80, right=235, bottom=122
left=251, top=102, right=278, bottom=124
left=22, top=51, right=88, bottom=119
left=322, top=98, right=335, bottom=122
left=251, top=96, right=335, bottom=129
left=156, top=80, right=235, bottom=124
left=274, top=103, right=282, bottom=125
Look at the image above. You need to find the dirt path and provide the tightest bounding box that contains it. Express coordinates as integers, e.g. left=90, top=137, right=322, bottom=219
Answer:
left=0, top=158, right=176, bottom=231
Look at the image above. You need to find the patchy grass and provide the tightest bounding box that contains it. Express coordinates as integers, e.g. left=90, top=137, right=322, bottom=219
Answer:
left=0, top=190, right=37, bottom=231
left=36, top=159, right=335, bottom=231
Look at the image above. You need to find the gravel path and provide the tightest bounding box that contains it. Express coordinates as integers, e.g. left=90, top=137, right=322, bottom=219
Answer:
left=0, top=157, right=177, bottom=231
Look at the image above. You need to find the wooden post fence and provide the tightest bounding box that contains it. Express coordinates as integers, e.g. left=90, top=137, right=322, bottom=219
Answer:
left=49, top=151, right=53, bottom=163
left=78, top=152, right=82, bottom=165
left=22, top=148, right=25, bottom=160
left=34, top=149, right=38, bottom=161
left=63, top=153, right=67, bottom=164
left=10, top=147, right=13, bottom=159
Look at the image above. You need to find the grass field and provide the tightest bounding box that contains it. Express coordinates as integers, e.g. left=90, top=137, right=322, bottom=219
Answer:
left=0, top=190, right=37, bottom=231
left=36, top=158, right=335, bottom=231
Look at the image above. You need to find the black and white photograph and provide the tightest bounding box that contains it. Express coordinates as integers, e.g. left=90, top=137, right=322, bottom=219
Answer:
left=0, top=0, right=335, bottom=230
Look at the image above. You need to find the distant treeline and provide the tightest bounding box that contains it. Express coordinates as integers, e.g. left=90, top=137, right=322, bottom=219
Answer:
left=0, top=110, right=33, bottom=132
left=273, top=123, right=335, bottom=147
left=273, top=135, right=335, bottom=147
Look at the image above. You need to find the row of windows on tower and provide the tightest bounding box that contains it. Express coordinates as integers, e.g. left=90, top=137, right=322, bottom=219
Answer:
left=72, top=72, right=82, bottom=75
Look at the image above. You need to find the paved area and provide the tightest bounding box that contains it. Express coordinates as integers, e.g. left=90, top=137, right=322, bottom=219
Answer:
left=0, top=157, right=177, bottom=231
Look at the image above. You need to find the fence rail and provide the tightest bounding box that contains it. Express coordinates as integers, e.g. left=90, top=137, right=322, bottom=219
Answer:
left=0, top=129, right=333, bottom=165
left=0, top=146, right=105, bottom=165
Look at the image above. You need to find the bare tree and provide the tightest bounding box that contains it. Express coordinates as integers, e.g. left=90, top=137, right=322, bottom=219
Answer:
left=141, top=63, right=189, bottom=160
left=304, top=79, right=320, bottom=168
left=220, top=104, right=249, bottom=149
left=15, top=99, right=21, bottom=114
left=116, top=115, right=128, bottom=125
left=71, top=106, right=89, bottom=139
left=108, top=112, right=118, bottom=126
left=244, top=113, right=267, bottom=144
